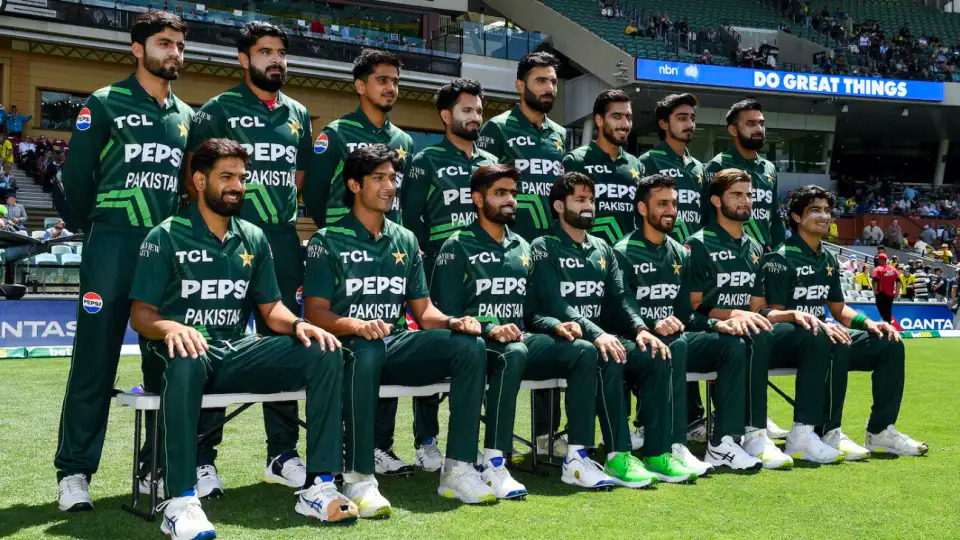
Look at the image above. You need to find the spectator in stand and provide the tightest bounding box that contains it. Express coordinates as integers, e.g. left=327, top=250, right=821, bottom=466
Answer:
left=44, top=219, right=71, bottom=240
left=930, top=268, right=947, bottom=301
left=899, top=266, right=916, bottom=299
left=921, top=223, right=937, bottom=245
left=854, top=264, right=873, bottom=291
left=0, top=163, right=15, bottom=198
left=914, top=265, right=932, bottom=300
left=862, top=218, right=884, bottom=246
left=935, top=241, right=954, bottom=264
left=625, top=21, right=639, bottom=36
left=4, top=105, right=31, bottom=140
left=0, top=137, right=13, bottom=167
left=873, top=245, right=887, bottom=267
left=4, top=194, right=26, bottom=231
left=885, top=218, right=904, bottom=247
left=872, top=253, right=900, bottom=322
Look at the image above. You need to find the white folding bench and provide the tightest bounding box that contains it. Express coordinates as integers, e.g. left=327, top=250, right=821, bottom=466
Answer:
left=115, top=372, right=718, bottom=520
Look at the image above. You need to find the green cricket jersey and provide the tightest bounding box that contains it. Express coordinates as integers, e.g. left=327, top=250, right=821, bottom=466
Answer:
left=187, top=83, right=313, bottom=227
left=400, top=138, right=497, bottom=263
left=609, top=229, right=689, bottom=332
left=703, top=148, right=785, bottom=248
left=562, top=141, right=643, bottom=244
left=684, top=224, right=765, bottom=314
left=530, top=225, right=644, bottom=342
left=305, top=107, right=414, bottom=226
left=62, top=74, right=193, bottom=231
left=430, top=221, right=558, bottom=336
left=476, top=105, right=566, bottom=241
left=130, top=203, right=281, bottom=341
left=303, top=211, right=428, bottom=330
left=638, top=142, right=705, bottom=243
left=760, top=234, right=844, bottom=320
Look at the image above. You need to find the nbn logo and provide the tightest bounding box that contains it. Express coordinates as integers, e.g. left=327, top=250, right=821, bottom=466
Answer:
left=658, top=64, right=679, bottom=76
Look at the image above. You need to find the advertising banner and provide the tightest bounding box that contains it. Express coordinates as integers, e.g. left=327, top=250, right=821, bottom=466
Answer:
left=0, top=298, right=139, bottom=348
left=829, top=302, right=956, bottom=332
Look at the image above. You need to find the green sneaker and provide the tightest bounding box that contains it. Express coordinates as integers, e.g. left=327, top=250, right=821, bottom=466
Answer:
left=644, top=453, right=697, bottom=484
left=602, top=452, right=658, bottom=488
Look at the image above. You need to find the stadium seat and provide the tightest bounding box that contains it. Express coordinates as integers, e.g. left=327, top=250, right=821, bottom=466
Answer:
left=75, top=245, right=83, bottom=256
left=43, top=217, right=60, bottom=230
left=31, top=231, right=46, bottom=240
left=60, top=253, right=82, bottom=284
left=31, top=253, right=60, bottom=287
left=50, top=245, right=73, bottom=257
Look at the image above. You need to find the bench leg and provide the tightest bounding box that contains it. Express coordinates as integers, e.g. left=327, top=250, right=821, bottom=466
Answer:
left=122, top=409, right=160, bottom=521
left=121, top=409, right=143, bottom=517
left=705, top=381, right=714, bottom=444
left=263, top=401, right=308, bottom=430
left=767, top=380, right=796, bottom=408
left=196, top=403, right=255, bottom=446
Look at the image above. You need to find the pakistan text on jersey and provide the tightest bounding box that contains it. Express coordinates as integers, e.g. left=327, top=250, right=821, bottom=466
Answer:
left=184, top=308, right=243, bottom=326
left=125, top=172, right=178, bottom=192
left=246, top=169, right=296, bottom=187
left=718, top=293, right=752, bottom=306
left=796, top=305, right=827, bottom=318
left=571, top=304, right=603, bottom=318
left=348, top=303, right=403, bottom=320
left=478, top=303, right=524, bottom=319
left=640, top=305, right=674, bottom=321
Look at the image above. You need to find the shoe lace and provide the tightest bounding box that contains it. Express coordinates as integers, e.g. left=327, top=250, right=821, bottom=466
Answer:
left=458, top=466, right=489, bottom=490
left=421, top=441, right=443, bottom=460
left=283, top=456, right=306, bottom=474
left=197, top=464, right=217, bottom=478
left=61, top=474, right=87, bottom=496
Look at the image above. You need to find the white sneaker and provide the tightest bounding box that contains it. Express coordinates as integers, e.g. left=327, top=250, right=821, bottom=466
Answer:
left=687, top=422, right=707, bottom=443
left=822, top=428, right=871, bottom=461
left=766, top=417, right=790, bottom=439
left=58, top=473, right=93, bottom=512
left=560, top=449, right=616, bottom=489
left=414, top=438, right=444, bottom=472
left=438, top=462, right=497, bottom=504
left=295, top=477, right=359, bottom=523
left=374, top=448, right=414, bottom=476
left=706, top=436, right=762, bottom=471
left=481, top=456, right=528, bottom=499
left=742, top=429, right=794, bottom=469
left=265, top=454, right=307, bottom=488
left=196, top=464, right=223, bottom=498
left=343, top=474, right=391, bottom=518
left=157, top=492, right=215, bottom=540
left=630, top=426, right=645, bottom=451
left=138, top=472, right=166, bottom=499
left=536, top=434, right=568, bottom=456
left=865, top=425, right=929, bottom=456
left=785, top=424, right=845, bottom=464
left=671, top=443, right=714, bottom=476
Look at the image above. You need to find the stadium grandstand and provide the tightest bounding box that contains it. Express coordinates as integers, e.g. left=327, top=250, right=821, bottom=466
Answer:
left=0, top=0, right=958, bottom=538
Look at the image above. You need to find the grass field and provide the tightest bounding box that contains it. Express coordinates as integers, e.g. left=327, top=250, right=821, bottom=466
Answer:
left=1, top=340, right=959, bottom=539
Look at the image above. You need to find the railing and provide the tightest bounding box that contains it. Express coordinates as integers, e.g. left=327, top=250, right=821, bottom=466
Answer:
left=429, top=21, right=549, bottom=60
left=10, top=0, right=462, bottom=76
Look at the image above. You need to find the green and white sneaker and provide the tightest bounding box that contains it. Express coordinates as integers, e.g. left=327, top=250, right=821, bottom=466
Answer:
left=603, top=452, right=659, bottom=488
left=643, top=453, right=697, bottom=484
left=821, top=428, right=870, bottom=462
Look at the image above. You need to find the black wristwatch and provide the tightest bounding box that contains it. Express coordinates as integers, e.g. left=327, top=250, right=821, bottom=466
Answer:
left=292, top=317, right=307, bottom=334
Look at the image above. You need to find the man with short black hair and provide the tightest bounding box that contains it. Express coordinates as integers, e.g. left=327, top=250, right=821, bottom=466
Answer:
left=563, top=89, right=644, bottom=244
left=397, top=78, right=498, bottom=471
left=304, top=144, right=493, bottom=516
left=185, top=20, right=315, bottom=494
left=132, top=139, right=355, bottom=538
left=55, top=11, right=194, bottom=512
left=305, top=48, right=414, bottom=227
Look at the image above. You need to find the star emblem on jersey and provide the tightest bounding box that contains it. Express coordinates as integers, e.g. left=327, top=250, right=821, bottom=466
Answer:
left=826, top=264, right=834, bottom=276
left=177, top=122, right=188, bottom=138
left=554, top=139, right=564, bottom=151
left=598, top=257, right=607, bottom=270
left=239, top=250, right=255, bottom=267
left=751, top=253, right=760, bottom=264
left=520, top=253, right=530, bottom=268
left=673, top=263, right=682, bottom=275
left=395, top=146, right=408, bottom=161
left=392, top=250, right=406, bottom=264
left=630, top=168, right=640, bottom=179
left=287, top=120, right=301, bottom=135
left=696, top=173, right=703, bottom=186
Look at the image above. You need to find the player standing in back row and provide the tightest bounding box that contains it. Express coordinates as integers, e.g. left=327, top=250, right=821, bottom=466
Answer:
left=563, top=89, right=645, bottom=245
left=55, top=11, right=194, bottom=512
left=304, top=48, right=414, bottom=226
left=477, top=51, right=567, bottom=452
left=185, top=21, right=314, bottom=496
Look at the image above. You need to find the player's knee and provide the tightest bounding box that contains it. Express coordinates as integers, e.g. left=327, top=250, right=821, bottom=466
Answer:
left=347, top=341, right=387, bottom=378
left=499, top=342, right=529, bottom=374
left=163, top=355, right=206, bottom=387
left=304, top=344, right=344, bottom=376
left=570, top=338, right=599, bottom=364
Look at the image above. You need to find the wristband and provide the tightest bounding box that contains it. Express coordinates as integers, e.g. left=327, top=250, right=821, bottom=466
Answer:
left=707, top=318, right=720, bottom=330
left=292, top=317, right=306, bottom=334
left=696, top=303, right=713, bottom=317
left=634, top=323, right=649, bottom=336
left=850, top=314, right=867, bottom=330
left=445, top=316, right=454, bottom=330
left=758, top=307, right=773, bottom=317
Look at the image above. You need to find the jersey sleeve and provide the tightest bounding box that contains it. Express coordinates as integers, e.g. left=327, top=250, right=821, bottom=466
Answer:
left=476, top=120, right=504, bottom=158
left=303, top=232, right=337, bottom=301
left=250, top=232, right=283, bottom=306
left=303, top=125, right=344, bottom=227
left=61, top=93, right=111, bottom=232
left=530, top=237, right=605, bottom=342
left=296, top=109, right=314, bottom=172
left=683, top=239, right=712, bottom=292
left=768, top=167, right=786, bottom=247
left=606, top=244, right=645, bottom=332
left=429, top=237, right=467, bottom=317
left=760, top=252, right=791, bottom=305
left=130, top=227, right=173, bottom=307
left=700, top=159, right=721, bottom=228
left=561, top=152, right=582, bottom=174
left=406, top=242, right=430, bottom=301
left=186, top=100, right=225, bottom=153
left=827, top=258, right=844, bottom=303
left=399, top=152, right=431, bottom=246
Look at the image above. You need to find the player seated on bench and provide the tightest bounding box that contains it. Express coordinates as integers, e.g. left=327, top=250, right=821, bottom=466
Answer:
left=430, top=164, right=602, bottom=498
left=759, top=185, right=927, bottom=459
left=303, top=144, right=493, bottom=518
left=129, top=139, right=356, bottom=539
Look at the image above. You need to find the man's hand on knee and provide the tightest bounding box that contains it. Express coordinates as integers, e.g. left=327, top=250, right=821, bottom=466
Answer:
left=164, top=324, right=209, bottom=359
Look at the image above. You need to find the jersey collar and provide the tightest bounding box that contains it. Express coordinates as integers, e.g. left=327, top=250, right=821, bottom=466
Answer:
left=655, top=141, right=691, bottom=164
left=727, top=146, right=762, bottom=168
left=121, top=73, right=179, bottom=110
left=706, top=222, right=748, bottom=246
left=588, top=140, right=626, bottom=163
left=509, top=104, right=550, bottom=134
left=188, top=202, right=239, bottom=243
left=341, top=210, right=398, bottom=241
left=785, top=234, right=824, bottom=257
left=551, top=223, right=597, bottom=252
left=469, top=220, right=520, bottom=249
left=235, top=82, right=289, bottom=112
left=439, top=136, right=483, bottom=160
left=352, top=107, right=393, bottom=135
